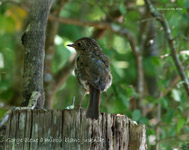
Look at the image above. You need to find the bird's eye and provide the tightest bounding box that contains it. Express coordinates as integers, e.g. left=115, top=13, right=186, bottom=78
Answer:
left=77, top=42, right=81, bottom=47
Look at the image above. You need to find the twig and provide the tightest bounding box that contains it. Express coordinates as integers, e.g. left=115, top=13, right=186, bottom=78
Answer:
left=144, top=0, right=189, bottom=96
left=160, top=50, right=189, bottom=59
left=48, top=15, right=109, bottom=29
left=160, top=75, right=180, bottom=98
left=136, top=17, right=159, bottom=24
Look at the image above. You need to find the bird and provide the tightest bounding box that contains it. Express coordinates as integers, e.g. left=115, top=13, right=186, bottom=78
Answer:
left=67, top=37, right=112, bottom=119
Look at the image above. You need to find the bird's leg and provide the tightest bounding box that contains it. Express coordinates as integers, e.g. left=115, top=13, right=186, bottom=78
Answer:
left=78, top=90, right=88, bottom=109
left=0, top=91, right=41, bottom=128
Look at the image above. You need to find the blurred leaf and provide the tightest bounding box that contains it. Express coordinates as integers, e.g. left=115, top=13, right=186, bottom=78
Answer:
left=132, top=109, right=141, bottom=121
left=0, top=108, right=7, bottom=119
left=185, top=1, right=189, bottom=8
left=52, top=44, right=71, bottom=74
left=176, top=117, right=185, bottom=133
left=59, top=25, right=83, bottom=41
left=163, top=108, right=174, bottom=123
left=140, top=117, right=149, bottom=125
left=109, top=0, right=114, bottom=5
left=125, top=86, right=133, bottom=97
left=0, top=15, right=15, bottom=33
left=152, top=56, right=161, bottom=66
left=0, top=90, right=14, bottom=102
left=136, top=0, right=144, bottom=5
left=178, top=106, right=184, bottom=112
left=119, top=3, right=126, bottom=15
left=185, top=127, right=189, bottom=133
left=0, top=5, right=7, bottom=14
left=143, top=57, right=157, bottom=76
left=6, top=6, right=27, bottom=31
left=158, top=98, right=168, bottom=108
left=171, top=89, right=181, bottom=102
left=0, top=79, right=10, bottom=91
left=119, top=93, right=129, bottom=108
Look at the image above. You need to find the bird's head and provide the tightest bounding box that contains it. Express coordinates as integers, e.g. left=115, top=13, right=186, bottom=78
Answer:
left=67, top=37, right=101, bottom=53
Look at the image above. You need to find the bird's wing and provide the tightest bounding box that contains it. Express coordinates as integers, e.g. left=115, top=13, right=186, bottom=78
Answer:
left=79, top=51, right=110, bottom=91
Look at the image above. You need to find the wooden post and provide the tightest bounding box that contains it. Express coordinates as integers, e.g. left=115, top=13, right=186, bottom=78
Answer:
left=0, top=109, right=147, bottom=150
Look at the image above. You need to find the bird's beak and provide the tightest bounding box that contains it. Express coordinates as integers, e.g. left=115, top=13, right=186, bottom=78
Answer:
left=67, top=44, right=75, bottom=47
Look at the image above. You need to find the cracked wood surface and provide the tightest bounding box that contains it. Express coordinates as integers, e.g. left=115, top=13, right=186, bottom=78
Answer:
left=0, top=109, right=147, bottom=150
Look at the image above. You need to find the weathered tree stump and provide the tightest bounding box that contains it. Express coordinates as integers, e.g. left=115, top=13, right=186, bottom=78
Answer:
left=0, top=109, right=147, bottom=150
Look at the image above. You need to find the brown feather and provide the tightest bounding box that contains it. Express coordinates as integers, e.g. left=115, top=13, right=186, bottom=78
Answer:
left=86, top=85, right=101, bottom=119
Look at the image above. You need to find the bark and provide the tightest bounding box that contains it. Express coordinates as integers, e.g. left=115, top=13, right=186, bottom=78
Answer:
left=0, top=109, right=147, bottom=150
left=21, top=0, right=53, bottom=108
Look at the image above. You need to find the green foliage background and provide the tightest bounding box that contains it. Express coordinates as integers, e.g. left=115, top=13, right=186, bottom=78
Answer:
left=0, top=0, right=189, bottom=149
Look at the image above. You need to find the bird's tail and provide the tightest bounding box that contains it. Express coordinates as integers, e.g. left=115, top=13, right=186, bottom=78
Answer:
left=86, top=85, right=101, bottom=119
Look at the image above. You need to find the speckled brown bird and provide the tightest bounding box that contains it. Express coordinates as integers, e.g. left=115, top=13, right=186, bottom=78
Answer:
left=67, top=37, right=112, bottom=119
